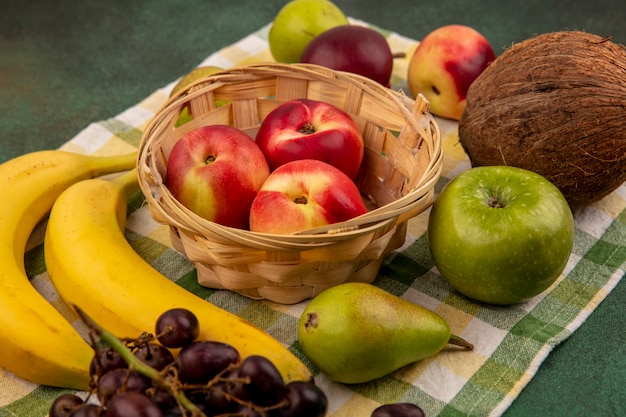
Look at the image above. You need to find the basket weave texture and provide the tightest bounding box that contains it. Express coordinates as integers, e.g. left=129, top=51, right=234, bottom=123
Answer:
left=137, top=63, right=442, bottom=304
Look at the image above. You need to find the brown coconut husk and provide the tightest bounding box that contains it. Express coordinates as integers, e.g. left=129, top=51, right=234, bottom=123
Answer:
left=458, top=30, right=626, bottom=208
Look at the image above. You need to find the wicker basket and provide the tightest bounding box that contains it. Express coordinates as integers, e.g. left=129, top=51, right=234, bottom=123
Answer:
left=137, top=63, right=442, bottom=304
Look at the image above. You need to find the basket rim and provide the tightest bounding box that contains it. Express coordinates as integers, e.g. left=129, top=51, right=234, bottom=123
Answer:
left=137, top=62, right=443, bottom=249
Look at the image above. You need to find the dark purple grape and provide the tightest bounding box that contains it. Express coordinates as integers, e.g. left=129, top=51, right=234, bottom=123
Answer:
left=234, top=404, right=263, bottom=417
left=105, top=391, right=163, bottom=417
left=89, top=347, right=128, bottom=378
left=68, top=403, right=100, bottom=417
left=160, top=408, right=186, bottom=417
left=160, top=409, right=184, bottom=417
left=176, top=341, right=240, bottom=383
left=181, top=388, right=206, bottom=403
left=155, top=308, right=200, bottom=348
left=202, top=383, right=238, bottom=414
left=147, top=388, right=177, bottom=412
left=49, top=393, right=84, bottom=417
left=371, top=403, right=426, bottom=417
left=277, top=381, right=328, bottom=417
left=97, top=368, right=152, bottom=404
left=133, top=342, right=175, bottom=371
left=160, top=403, right=209, bottom=417
left=216, top=369, right=249, bottom=405
left=237, top=355, right=285, bottom=405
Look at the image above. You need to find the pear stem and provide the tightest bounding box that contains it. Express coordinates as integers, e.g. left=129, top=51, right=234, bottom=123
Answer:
left=448, top=334, right=474, bottom=351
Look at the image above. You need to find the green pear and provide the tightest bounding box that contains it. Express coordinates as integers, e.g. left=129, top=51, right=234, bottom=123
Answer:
left=170, top=65, right=224, bottom=127
left=170, top=65, right=224, bottom=97
left=268, top=0, right=348, bottom=63
left=298, top=283, right=473, bottom=384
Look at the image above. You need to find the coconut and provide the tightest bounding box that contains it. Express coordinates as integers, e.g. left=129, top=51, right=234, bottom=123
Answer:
left=458, top=31, right=626, bottom=208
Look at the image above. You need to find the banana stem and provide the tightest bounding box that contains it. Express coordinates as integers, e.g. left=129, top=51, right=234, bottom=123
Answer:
left=448, top=334, right=474, bottom=351
left=87, top=152, right=138, bottom=177
left=74, top=306, right=207, bottom=417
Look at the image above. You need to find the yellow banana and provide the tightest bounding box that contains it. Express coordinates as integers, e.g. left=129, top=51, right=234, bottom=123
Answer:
left=44, top=169, right=313, bottom=383
left=0, top=150, right=137, bottom=389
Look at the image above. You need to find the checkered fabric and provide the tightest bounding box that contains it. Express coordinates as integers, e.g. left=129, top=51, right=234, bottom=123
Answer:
left=1, top=20, right=624, bottom=417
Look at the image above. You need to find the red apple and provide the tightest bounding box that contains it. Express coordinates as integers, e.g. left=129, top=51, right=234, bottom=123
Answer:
left=165, top=125, right=270, bottom=229
left=407, top=24, right=495, bottom=120
left=249, top=159, right=368, bottom=234
left=255, top=99, right=364, bottom=180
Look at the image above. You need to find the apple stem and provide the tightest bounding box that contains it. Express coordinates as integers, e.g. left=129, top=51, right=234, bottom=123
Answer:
left=392, top=51, right=406, bottom=59
left=448, top=334, right=474, bottom=351
left=298, top=122, right=315, bottom=135
left=294, top=195, right=308, bottom=205
left=487, top=196, right=503, bottom=208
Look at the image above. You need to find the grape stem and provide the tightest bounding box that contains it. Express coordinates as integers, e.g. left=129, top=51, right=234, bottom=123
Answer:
left=74, top=305, right=208, bottom=417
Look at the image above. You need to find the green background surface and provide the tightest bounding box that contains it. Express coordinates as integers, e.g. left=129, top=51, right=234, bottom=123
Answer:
left=0, top=1, right=624, bottom=416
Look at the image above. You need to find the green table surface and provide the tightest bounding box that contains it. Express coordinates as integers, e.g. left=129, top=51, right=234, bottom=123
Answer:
left=1, top=1, right=624, bottom=416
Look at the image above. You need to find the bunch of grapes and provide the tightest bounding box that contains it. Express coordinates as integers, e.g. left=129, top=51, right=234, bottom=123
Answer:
left=49, top=308, right=328, bottom=417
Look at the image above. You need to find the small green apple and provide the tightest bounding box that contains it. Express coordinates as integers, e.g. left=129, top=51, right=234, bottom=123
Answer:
left=427, top=166, right=574, bottom=305
left=170, top=65, right=224, bottom=127
left=268, top=0, right=348, bottom=63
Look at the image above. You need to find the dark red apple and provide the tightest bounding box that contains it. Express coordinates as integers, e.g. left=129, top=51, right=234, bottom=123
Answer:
left=300, top=25, right=394, bottom=86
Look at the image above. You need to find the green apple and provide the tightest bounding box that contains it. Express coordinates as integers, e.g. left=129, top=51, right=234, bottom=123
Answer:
left=170, top=65, right=224, bottom=127
left=427, top=166, right=574, bottom=305
left=268, top=0, right=348, bottom=63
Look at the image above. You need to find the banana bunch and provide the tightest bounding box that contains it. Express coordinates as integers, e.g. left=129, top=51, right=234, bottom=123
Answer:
left=44, top=169, right=313, bottom=383
left=0, top=150, right=137, bottom=389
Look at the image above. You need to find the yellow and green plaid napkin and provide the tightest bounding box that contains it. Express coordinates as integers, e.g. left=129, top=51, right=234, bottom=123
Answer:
left=1, top=20, right=624, bottom=417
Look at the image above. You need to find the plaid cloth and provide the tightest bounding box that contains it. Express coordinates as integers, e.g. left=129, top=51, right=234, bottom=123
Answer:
left=1, top=20, right=624, bottom=417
